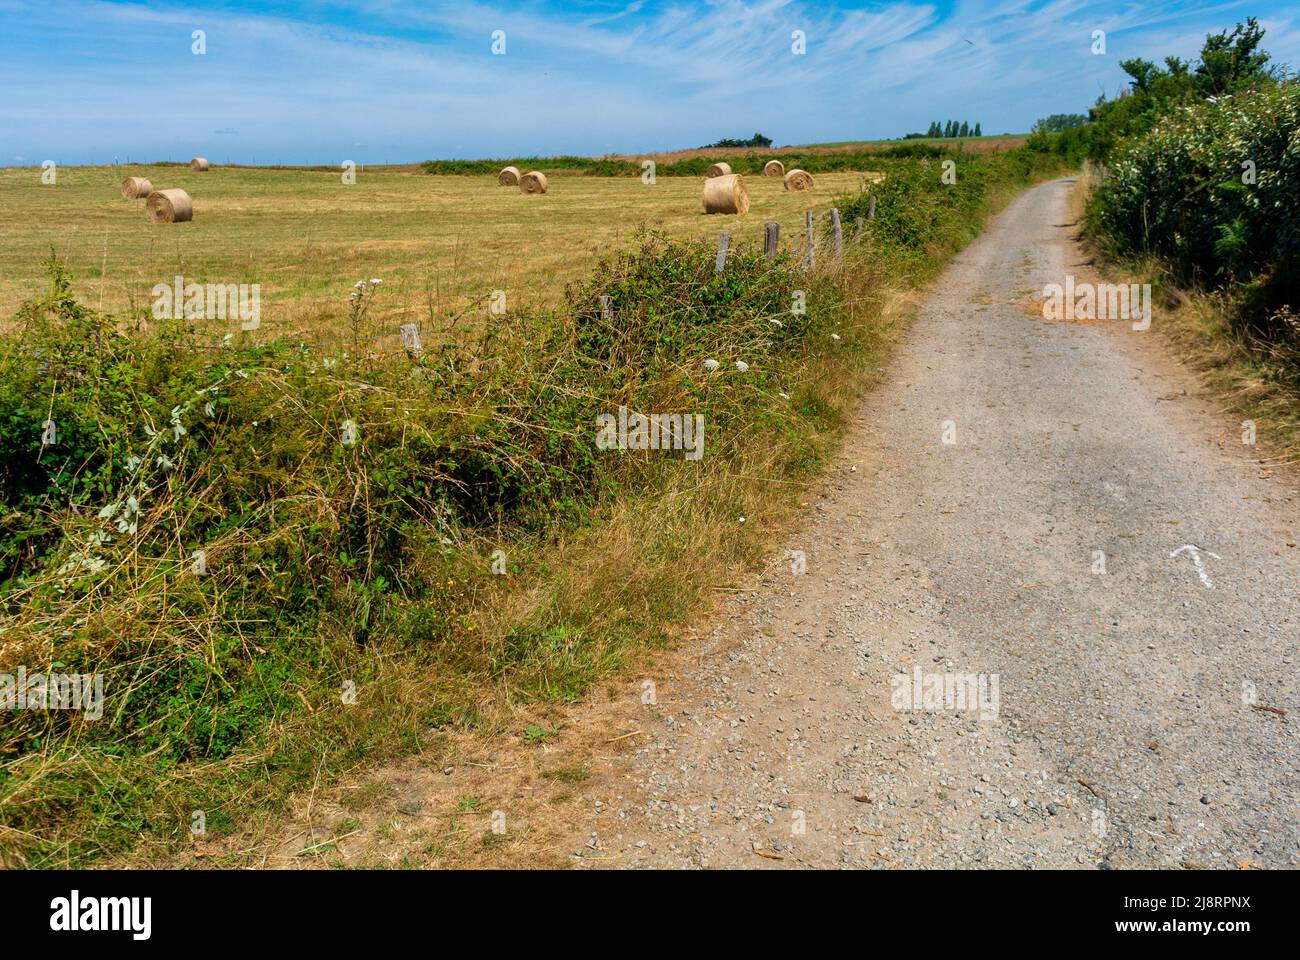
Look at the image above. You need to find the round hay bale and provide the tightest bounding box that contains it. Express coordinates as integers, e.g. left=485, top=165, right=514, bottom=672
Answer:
left=519, top=171, right=548, bottom=194
left=190, top=157, right=210, bottom=171
left=498, top=165, right=521, bottom=186
left=146, top=188, right=193, bottom=223
left=120, top=176, right=153, bottom=199
left=702, top=174, right=749, bottom=215
left=706, top=162, right=732, bottom=178
left=763, top=159, right=785, bottom=177
left=783, top=168, right=814, bottom=192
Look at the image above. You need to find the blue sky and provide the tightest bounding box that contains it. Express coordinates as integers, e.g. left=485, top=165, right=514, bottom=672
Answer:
left=3, top=0, right=1297, bottom=165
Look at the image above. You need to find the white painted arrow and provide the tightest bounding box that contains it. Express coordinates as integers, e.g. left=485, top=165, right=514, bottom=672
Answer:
left=1169, top=544, right=1221, bottom=589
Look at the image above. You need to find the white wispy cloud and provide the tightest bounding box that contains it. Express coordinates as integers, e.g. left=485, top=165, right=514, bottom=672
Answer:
left=1, top=0, right=1294, bottom=163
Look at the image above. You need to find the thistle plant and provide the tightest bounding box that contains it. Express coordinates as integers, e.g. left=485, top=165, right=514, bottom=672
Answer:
left=347, top=278, right=383, bottom=347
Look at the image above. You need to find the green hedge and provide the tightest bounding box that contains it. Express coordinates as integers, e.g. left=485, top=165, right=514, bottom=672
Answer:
left=1089, top=81, right=1300, bottom=336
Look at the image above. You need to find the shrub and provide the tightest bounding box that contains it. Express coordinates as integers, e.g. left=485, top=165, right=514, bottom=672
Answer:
left=1088, top=81, right=1300, bottom=341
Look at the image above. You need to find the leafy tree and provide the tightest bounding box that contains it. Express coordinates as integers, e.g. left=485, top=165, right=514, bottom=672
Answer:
left=973, top=122, right=982, bottom=136
left=1088, top=19, right=1279, bottom=159
left=1033, top=113, right=1089, bottom=133
left=1090, top=80, right=1300, bottom=338
left=1194, top=17, right=1274, bottom=96
left=958, top=121, right=970, bottom=137
left=699, top=132, right=773, bottom=149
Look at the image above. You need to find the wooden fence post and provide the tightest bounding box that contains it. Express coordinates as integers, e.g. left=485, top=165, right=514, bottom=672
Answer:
left=598, top=295, right=612, bottom=322
left=868, top=195, right=877, bottom=220
left=830, top=208, right=843, bottom=259
left=854, top=216, right=864, bottom=240
left=400, top=323, right=422, bottom=357
left=715, top=231, right=730, bottom=274
left=763, top=221, right=780, bottom=259
left=803, top=210, right=814, bottom=271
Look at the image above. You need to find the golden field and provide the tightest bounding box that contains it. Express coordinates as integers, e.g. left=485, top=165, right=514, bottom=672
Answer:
left=0, top=164, right=875, bottom=336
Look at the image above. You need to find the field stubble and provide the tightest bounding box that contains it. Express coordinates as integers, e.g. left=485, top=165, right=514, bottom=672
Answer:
left=0, top=166, right=872, bottom=335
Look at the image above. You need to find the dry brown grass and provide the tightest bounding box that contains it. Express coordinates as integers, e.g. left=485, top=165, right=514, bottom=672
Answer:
left=0, top=166, right=870, bottom=335
left=0, top=146, right=988, bottom=332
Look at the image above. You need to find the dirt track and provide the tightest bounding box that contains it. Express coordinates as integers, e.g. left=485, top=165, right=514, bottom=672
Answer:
left=574, top=177, right=1299, bottom=869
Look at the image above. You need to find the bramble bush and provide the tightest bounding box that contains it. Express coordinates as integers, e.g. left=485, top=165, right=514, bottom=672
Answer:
left=0, top=230, right=840, bottom=856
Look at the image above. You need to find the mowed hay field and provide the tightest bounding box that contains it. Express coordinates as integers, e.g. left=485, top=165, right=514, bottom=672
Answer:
left=0, top=164, right=873, bottom=336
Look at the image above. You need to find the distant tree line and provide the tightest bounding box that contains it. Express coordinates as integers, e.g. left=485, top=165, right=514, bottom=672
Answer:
left=923, top=120, right=982, bottom=138
left=699, top=133, right=773, bottom=149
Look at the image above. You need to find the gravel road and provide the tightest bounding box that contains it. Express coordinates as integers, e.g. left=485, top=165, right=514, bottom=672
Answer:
left=575, top=177, right=1299, bottom=869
